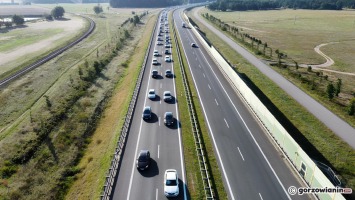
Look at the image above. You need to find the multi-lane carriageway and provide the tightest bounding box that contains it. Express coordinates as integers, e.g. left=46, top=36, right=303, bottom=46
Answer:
left=111, top=8, right=312, bottom=200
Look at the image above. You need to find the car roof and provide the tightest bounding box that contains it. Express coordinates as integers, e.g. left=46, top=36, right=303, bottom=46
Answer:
left=139, top=150, right=149, bottom=156
left=164, top=91, right=171, bottom=94
left=144, top=106, right=151, bottom=110
left=166, top=170, right=177, bottom=180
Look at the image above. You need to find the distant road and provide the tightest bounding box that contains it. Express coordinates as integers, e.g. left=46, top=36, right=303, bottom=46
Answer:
left=192, top=7, right=355, bottom=149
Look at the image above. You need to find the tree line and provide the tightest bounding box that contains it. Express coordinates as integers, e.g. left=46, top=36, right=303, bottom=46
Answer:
left=208, top=0, right=355, bottom=11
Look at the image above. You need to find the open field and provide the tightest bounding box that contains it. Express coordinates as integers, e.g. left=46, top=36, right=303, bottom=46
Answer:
left=0, top=4, right=154, bottom=199
left=200, top=8, right=355, bottom=73
left=188, top=9, right=355, bottom=196
left=0, top=15, right=85, bottom=75
left=198, top=8, right=355, bottom=127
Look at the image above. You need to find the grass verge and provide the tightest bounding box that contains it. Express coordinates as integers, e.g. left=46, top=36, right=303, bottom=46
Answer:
left=187, top=10, right=355, bottom=192
left=170, top=11, right=228, bottom=200
left=64, top=14, right=157, bottom=199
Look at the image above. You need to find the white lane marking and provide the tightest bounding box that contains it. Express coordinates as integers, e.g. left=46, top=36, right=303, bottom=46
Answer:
left=160, top=100, right=161, bottom=104
left=203, top=73, right=205, bottom=78
left=199, top=64, right=201, bottom=68
left=174, top=12, right=188, bottom=200
left=224, top=118, right=229, bottom=128
left=183, top=16, right=292, bottom=199
left=176, top=12, right=235, bottom=200
left=160, top=83, right=162, bottom=88
left=208, top=84, right=211, bottom=90
left=159, top=117, right=161, bottom=126
left=259, top=193, right=263, bottom=200
left=156, top=188, right=158, bottom=200
left=215, top=99, right=219, bottom=106
left=237, top=147, right=245, bottom=161
left=158, top=145, right=160, bottom=159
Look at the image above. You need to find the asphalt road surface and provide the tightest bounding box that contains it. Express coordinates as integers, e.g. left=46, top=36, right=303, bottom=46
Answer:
left=174, top=7, right=312, bottom=200
left=111, top=11, right=187, bottom=200
left=192, top=7, right=355, bottom=149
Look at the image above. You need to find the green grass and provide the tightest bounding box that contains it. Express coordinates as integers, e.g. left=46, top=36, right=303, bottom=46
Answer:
left=171, top=12, right=228, bottom=200
left=187, top=9, right=355, bottom=193
left=0, top=28, right=63, bottom=52
left=200, top=8, right=355, bottom=69
left=197, top=8, right=355, bottom=127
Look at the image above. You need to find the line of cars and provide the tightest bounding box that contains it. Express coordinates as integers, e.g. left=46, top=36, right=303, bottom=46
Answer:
left=138, top=12, right=179, bottom=198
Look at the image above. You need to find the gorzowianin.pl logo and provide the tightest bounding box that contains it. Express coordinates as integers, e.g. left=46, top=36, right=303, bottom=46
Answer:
left=288, top=186, right=352, bottom=195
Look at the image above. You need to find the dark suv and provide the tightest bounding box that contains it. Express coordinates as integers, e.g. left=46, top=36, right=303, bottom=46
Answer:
left=136, top=150, right=151, bottom=171
left=164, top=112, right=174, bottom=126
left=142, top=106, right=152, bottom=120
left=152, top=70, right=158, bottom=78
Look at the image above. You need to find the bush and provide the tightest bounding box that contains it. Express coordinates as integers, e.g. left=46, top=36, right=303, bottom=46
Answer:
left=12, top=15, right=25, bottom=26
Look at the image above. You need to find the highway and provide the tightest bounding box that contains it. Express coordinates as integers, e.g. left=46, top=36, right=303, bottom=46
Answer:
left=173, top=7, right=311, bottom=200
left=111, top=11, right=187, bottom=200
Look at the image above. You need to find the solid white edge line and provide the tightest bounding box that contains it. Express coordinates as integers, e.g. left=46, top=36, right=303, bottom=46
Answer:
left=126, top=13, right=160, bottom=200
left=185, top=16, right=292, bottom=199
left=172, top=11, right=188, bottom=200
left=237, top=147, right=245, bottom=161
left=176, top=10, right=236, bottom=200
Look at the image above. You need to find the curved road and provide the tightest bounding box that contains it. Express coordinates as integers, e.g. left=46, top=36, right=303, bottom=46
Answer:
left=192, top=7, right=355, bottom=149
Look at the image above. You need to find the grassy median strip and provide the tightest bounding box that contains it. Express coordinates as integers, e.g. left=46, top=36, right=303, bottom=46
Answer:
left=169, top=12, right=228, bottom=200
left=187, top=10, right=355, bottom=190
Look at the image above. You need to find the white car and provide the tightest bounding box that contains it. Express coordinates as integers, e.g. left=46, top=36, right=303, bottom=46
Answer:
left=153, top=50, right=159, bottom=56
left=163, top=91, right=172, bottom=102
left=165, top=56, right=171, bottom=62
left=165, top=44, right=171, bottom=48
left=148, top=89, right=156, bottom=99
left=152, top=58, right=158, bottom=65
left=164, top=169, right=179, bottom=197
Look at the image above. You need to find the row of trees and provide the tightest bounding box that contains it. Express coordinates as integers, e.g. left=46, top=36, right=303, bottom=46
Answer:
left=208, top=0, right=355, bottom=11
left=0, top=6, right=65, bottom=29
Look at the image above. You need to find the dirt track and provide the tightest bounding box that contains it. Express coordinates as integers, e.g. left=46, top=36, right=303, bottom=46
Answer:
left=0, top=15, right=84, bottom=68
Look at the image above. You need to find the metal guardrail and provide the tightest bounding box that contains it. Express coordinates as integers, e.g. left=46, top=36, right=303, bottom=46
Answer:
left=172, top=17, right=215, bottom=200
left=0, top=15, right=95, bottom=87
left=100, top=14, right=158, bottom=200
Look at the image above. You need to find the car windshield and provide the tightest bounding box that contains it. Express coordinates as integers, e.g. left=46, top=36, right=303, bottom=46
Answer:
left=166, top=114, right=172, bottom=119
left=138, top=155, right=147, bottom=162
left=166, top=179, right=177, bottom=186
left=164, top=93, right=170, bottom=96
left=149, top=91, right=154, bottom=94
left=144, top=109, right=150, bottom=114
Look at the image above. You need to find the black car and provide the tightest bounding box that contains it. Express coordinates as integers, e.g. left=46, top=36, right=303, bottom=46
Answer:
left=136, top=150, right=151, bottom=170
left=142, top=106, right=152, bottom=120
left=165, top=69, right=173, bottom=78
left=152, top=70, right=158, bottom=78
left=164, top=112, right=174, bottom=126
